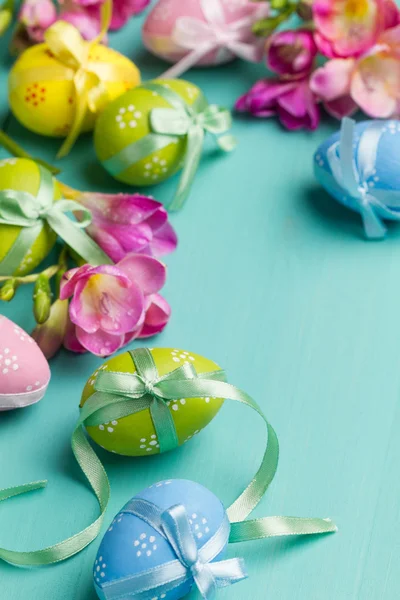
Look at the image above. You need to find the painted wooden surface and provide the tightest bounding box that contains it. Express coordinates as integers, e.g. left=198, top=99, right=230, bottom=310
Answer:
left=1, top=8, right=400, bottom=600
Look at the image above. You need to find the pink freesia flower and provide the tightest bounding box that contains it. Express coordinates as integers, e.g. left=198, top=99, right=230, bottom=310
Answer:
left=383, top=0, right=400, bottom=29
left=267, top=30, right=318, bottom=77
left=60, top=254, right=170, bottom=356
left=19, top=0, right=57, bottom=28
left=110, top=0, right=151, bottom=29
left=311, top=24, right=400, bottom=118
left=310, top=58, right=358, bottom=118
left=236, top=77, right=320, bottom=131
left=59, top=6, right=102, bottom=39
left=138, top=294, right=171, bottom=338
left=18, top=0, right=57, bottom=41
left=62, top=0, right=151, bottom=34
left=313, top=0, right=383, bottom=58
left=74, top=192, right=177, bottom=263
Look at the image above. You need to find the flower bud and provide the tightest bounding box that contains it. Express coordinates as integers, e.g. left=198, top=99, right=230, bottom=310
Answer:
left=33, top=273, right=52, bottom=324
left=32, top=299, right=69, bottom=359
left=0, top=279, right=18, bottom=301
left=0, top=8, right=12, bottom=34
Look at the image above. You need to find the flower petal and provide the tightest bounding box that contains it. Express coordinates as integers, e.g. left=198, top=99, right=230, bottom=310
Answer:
left=267, top=29, right=317, bottom=76
left=70, top=273, right=144, bottom=335
left=351, top=54, right=400, bottom=117
left=69, top=277, right=102, bottom=333
left=235, top=79, right=296, bottom=117
left=323, top=96, right=358, bottom=118
left=150, top=222, right=178, bottom=257
left=87, top=227, right=126, bottom=263
left=80, top=192, right=164, bottom=226
left=118, top=254, right=167, bottom=295
left=75, top=326, right=125, bottom=356
left=383, top=0, right=400, bottom=29
left=310, top=59, right=355, bottom=100
left=138, top=294, right=171, bottom=338
left=63, top=318, right=87, bottom=354
left=313, top=0, right=383, bottom=58
left=59, top=265, right=95, bottom=300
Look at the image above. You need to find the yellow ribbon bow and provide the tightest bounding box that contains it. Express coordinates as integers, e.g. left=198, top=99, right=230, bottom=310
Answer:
left=43, top=0, right=112, bottom=158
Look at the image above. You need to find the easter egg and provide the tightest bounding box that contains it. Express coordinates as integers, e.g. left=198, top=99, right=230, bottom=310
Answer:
left=9, top=42, right=140, bottom=138
left=0, top=315, right=51, bottom=410
left=0, top=158, right=60, bottom=276
left=93, top=479, right=228, bottom=600
left=94, top=79, right=201, bottom=186
left=143, top=0, right=268, bottom=67
left=81, top=348, right=224, bottom=456
left=314, top=119, right=400, bottom=218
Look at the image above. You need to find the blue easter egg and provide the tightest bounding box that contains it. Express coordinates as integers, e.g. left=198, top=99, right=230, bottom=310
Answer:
left=314, top=119, right=400, bottom=218
left=94, top=479, right=228, bottom=600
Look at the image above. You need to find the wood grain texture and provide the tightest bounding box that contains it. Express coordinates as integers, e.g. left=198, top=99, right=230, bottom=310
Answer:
left=1, top=9, right=400, bottom=600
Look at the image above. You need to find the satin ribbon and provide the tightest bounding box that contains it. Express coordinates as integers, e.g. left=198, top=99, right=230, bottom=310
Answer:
left=326, top=118, right=400, bottom=239
left=100, top=499, right=246, bottom=599
left=90, top=347, right=279, bottom=521
left=0, top=164, right=112, bottom=275
left=9, top=0, right=134, bottom=158
left=161, top=0, right=264, bottom=79
left=102, top=83, right=236, bottom=211
left=0, top=386, right=47, bottom=410
left=98, top=500, right=336, bottom=599
left=0, top=348, right=336, bottom=567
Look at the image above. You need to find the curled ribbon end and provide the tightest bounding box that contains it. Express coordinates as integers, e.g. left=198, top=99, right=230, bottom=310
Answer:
left=0, top=479, right=48, bottom=504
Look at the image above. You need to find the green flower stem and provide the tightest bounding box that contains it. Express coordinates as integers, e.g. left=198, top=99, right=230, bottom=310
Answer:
left=55, top=246, right=69, bottom=297
left=252, top=0, right=298, bottom=36
left=0, top=129, right=61, bottom=175
left=0, top=264, right=60, bottom=285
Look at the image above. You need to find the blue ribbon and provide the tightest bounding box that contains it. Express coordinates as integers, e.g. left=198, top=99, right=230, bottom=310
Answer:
left=327, top=118, right=400, bottom=239
left=99, top=499, right=247, bottom=599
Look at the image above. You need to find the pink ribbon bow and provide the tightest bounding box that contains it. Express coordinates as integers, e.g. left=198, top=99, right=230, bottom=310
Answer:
left=161, top=0, right=266, bottom=78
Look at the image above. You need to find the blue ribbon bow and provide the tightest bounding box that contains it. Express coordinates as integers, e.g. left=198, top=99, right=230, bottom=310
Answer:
left=327, top=118, right=400, bottom=239
left=99, top=499, right=247, bottom=599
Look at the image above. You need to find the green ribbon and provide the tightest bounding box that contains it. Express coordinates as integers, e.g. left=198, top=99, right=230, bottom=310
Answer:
left=0, top=348, right=336, bottom=567
left=0, top=164, right=112, bottom=275
left=102, top=82, right=236, bottom=212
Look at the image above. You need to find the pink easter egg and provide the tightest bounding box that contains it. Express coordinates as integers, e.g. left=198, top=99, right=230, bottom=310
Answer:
left=0, top=315, right=50, bottom=410
left=142, top=0, right=269, bottom=68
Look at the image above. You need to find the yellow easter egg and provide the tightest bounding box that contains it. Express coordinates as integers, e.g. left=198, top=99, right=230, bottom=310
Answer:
left=94, top=79, right=202, bottom=186
left=0, top=158, right=60, bottom=276
left=9, top=42, right=140, bottom=138
left=81, top=348, right=224, bottom=456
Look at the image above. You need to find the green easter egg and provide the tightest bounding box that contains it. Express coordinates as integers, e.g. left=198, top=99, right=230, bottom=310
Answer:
left=0, top=158, right=60, bottom=276
left=94, top=79, right=202, bottom=186
left=80, top=348, right=224, bottom=456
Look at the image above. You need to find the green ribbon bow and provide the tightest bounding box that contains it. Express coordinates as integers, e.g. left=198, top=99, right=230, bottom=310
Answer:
left=102, top=82, right=236, bottom=212
left=92, top=352, right=226, bottom=454
left=0, top=348, right=336, bottom=567
left=0, top=164, right=112, bottom=275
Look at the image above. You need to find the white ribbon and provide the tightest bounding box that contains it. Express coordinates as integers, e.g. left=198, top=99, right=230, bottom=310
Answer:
left=161, top=0, right=266, bottom=78
left=327, top=118, right=400, bottom=239
left=0, top=385, right=48, bottom=410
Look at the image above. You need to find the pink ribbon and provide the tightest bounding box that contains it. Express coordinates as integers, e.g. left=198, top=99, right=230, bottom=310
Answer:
left=161, top=0, right=266, bottom=78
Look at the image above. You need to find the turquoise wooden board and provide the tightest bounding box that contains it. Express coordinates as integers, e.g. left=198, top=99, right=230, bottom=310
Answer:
left=1, top=8, right=400, bottom=600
